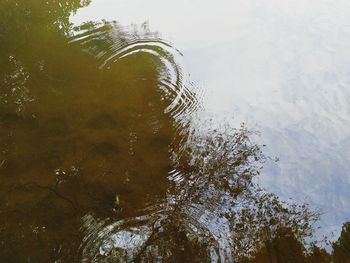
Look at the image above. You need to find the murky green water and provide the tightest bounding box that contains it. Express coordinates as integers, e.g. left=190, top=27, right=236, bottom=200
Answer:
left=0, top=0, right=349, bottom=262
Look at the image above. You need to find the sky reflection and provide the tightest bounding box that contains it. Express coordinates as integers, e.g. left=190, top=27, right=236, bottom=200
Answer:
left=71, top=0, right=350, bottom=240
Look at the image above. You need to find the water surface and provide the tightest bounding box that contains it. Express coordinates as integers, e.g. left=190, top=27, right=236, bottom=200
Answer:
left=0, top=0, right=349, bottom=262
left=72, top=0, right=350, bottom=240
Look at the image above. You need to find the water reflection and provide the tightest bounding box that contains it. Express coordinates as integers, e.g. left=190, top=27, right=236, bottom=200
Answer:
left=69, top=0, right=350, bottom=243
left=77, top=117, right=320, bottom=262
left=0, top=0, right=345, bottom=262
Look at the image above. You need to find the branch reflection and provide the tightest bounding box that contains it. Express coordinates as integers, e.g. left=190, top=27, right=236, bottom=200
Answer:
left=0, top=1, right=342, bottom=262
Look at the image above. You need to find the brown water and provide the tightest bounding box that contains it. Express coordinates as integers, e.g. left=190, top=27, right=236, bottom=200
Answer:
left=0, top=0, right=348, bottom=262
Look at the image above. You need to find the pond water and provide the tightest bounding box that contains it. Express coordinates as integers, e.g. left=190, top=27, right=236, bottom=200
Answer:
left=0, top=0, right=349, bottom=262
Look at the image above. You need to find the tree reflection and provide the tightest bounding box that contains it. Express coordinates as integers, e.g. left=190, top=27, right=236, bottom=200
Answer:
left=240, top=227, right=333, bottom=263
left=0, top=0, right=91, bottom=114
left=76, top=115, right=323, bottom=262
left=333, top=222, right=350, bottom=263
left=0, top=1, right=191, bottom=261
left=0, top=0, right=346, bottom=262
left=240, top=221, right=350, bottom=263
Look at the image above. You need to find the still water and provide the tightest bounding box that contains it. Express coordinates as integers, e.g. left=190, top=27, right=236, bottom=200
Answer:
left=0, top=0, right=349, bottom=262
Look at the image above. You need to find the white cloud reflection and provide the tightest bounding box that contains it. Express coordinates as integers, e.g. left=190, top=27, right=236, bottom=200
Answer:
left=71, top=0, right=350, bottom=240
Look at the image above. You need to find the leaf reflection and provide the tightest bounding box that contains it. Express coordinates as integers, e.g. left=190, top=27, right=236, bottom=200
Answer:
left=79, top=115, right=320, bottom=262
left=0, top=0, right=338, bottom=262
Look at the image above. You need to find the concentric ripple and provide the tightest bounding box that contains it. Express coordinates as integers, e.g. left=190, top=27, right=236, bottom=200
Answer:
left=69, top=21, right=201, bottom=125
left=66, top=21, right=317, bottom=263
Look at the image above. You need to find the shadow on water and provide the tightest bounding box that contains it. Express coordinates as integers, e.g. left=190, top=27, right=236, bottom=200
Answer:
left=0, top=0, right=349, bottom=262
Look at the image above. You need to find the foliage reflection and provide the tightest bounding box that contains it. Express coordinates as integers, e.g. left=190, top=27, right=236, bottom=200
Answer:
left=0, top=0, right=348, bottom=262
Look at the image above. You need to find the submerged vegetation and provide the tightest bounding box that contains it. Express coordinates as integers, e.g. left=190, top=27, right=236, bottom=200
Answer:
left=0, top=0, right=349, bottom=262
